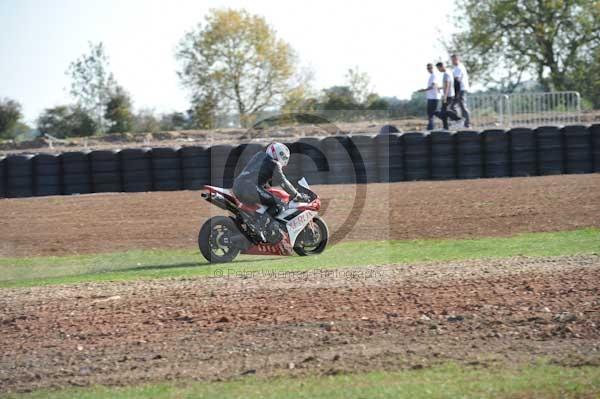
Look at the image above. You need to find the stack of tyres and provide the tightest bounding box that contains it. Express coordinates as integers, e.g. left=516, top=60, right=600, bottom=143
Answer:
left=180, top=146, right=210, bottom=190
left=298, top=137, right=328, bottom=185
left=456, top=131, right=482, bottom=179
left=90, top=150, right=122, bottom=193
left=322, top=136, right=354, bottom=184
left=0, top=156, right=5, bottom=198
left=562, top=125, right=592, bottom=174
left=374, top=133, right=403, bottom=182
left=430, top=130, right=455, bottom=180
left=209, top=144, right=235, bottom=187
left=403, top=132, right=430, bottom=181
left=151, top=147, right=182, bottom=191
left=34, top=153, right=61, bottom=196
left=284, top=141, right=303, bottom=183
left=536, top=126, right=563, bottom=175
left=482, top=129, right=510, bottom=178
left=379, top=125, right=400, bottom=135
left=508, top=128, right=537, bottom=176
left=349, top=135, right=378, bottom=183
left=591, top=124, right=600, bottom=173
left=60, top=151, right=91, bottom=195
left=6, top=154, right=34, bottom=198
left=120, top=148, right=153, bottom=192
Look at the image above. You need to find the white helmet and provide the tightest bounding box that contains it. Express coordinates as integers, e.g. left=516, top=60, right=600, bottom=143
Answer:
left=266, top=142, right=290, bottom=166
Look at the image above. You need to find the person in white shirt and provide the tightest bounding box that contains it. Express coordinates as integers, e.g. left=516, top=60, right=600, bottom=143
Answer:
left=451, top=54, right=471, bottom=128
left=434, top=62, right=460, bottom=129
left=417, top=63, right=441, bottom=130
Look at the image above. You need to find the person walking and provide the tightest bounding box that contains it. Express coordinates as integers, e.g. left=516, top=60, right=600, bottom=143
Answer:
left=417, top=63, right=441, bottom=130
left=451, top=54, right=471, bottom=128
left=434, top=62, right=460, bottom=129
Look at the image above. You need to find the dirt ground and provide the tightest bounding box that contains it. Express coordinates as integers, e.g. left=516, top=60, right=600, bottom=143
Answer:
left=0, top=174, right=599, bottom=258
left=1, top=175, right=600, bottom=393
left=1, top=255, right=599, bottom=393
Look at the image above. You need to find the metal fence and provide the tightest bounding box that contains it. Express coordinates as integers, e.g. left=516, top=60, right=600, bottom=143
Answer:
left=468, top=91, right=581, bottom=129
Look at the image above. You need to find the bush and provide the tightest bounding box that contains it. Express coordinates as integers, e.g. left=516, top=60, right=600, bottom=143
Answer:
left=0, top=98, right=23, bottom=139
left=37, top=105, right=98, bottom=138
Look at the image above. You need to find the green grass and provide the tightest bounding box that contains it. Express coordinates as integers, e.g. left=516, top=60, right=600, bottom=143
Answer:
left=1, top=228, right=598, bottom=288
left=6, top=362, right=600, bottom=399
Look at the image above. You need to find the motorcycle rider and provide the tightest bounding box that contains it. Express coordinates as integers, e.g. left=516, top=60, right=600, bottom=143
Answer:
left=233, top=143, right=309, bottom=235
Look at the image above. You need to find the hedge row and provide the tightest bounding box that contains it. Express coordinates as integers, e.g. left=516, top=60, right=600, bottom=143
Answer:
left=0, top=124, right=599, bottom=198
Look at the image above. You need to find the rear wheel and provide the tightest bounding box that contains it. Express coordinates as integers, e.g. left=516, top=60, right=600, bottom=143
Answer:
left=293, top=217, right=329, bottom=256
left=198, top=216, right=241, bottom=263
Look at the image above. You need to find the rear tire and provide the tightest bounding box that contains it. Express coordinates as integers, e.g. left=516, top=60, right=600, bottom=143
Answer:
left=293, top=217, right=329, bottom=256
left=199, top=216, right=241, bottom=263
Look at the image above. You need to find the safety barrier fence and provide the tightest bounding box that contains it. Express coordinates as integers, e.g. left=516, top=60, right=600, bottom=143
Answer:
left=468, top=91, right=581, bottom=129
left=1, top=124, right=599, bottom=198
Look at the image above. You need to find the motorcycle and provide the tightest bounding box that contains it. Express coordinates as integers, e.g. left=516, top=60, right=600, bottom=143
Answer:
left=199, top=178, right=328, bottom=263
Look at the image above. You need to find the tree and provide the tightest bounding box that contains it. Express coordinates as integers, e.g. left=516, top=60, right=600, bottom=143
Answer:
left=176, top=9, right=298, bottom=124
left=160, top=111, right=188, bottom=131
left=345, top=66, right=372, bottom=104
left=319, top=86, right=362, bottom=110
left=447, top=0, right=600, bottom=92
left=67, top=42, right=117, bottom=131
left=37, top=105, right=97, bottom=138
left=568, top=46, right=600, bottom=108
left=132, top=109, right=161, bottom=133
left=104, top=86, right=134, bottom=133
left=281, top=67, right=317, bottom=113
left=0, top=98, right=23, bottom=139
left=187, top=93, right=218, bottom=129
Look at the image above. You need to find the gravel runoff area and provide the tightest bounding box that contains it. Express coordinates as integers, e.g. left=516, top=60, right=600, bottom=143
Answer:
left=0, top=174, right=599, bottom=258
left=1, top=255, right=599, bottom=393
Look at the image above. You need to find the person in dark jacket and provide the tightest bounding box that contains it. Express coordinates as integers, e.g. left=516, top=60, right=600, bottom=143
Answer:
left=233, top=142, right=307, bottom=218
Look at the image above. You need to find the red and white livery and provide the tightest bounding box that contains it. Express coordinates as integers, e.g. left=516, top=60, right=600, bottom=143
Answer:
left=199, top=178, right=328, bottom=263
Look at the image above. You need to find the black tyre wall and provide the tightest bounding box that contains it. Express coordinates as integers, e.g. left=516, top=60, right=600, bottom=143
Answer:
left=34, top=153, right=61, bottom=196
left=60, top=151, right=92, bottom=195
left=322, top=136, right=354, bottom=184
left=374, top=133, right=403, bottom=182
left=403, top=132, right=430, bottom=181
left=456, top=131, right=482, bottom=179
left=6, top=154, right=34, bottom=198
left=121, top=148, right=153, bottom=192
left=562, top=125, right=592, bottom=174
left=508, top=128, right=537, bottom=177
left=90, top=150, right=122, bottom=193
left=0, top=157, right=5, bottom=198
left=591, top=124, right=600, bottom=173
left=482, top=129, right=510, bottom=178
left=151, top=147, right=182, bottom=191
left=180, top=146, right=210, bottom=190
left=349, top=135, right=378, bottom=183
left=536, top=126, right=564, bottom=175
left=209, top=144, right=235, bottom=187
left=379, top=124, right=400, bottom=135
left=298, top=137, right=328, bottom=185
left=430, top=130, right=456, bottom=180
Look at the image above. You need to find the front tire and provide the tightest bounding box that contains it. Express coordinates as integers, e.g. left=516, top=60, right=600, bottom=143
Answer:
left=199, top=216, right=241, bottom=263
left=294, top=216, right=329, bottom=256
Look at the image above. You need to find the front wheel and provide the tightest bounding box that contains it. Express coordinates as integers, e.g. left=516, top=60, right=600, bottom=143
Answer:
left=294, top=216, right=329, bottom=256
left=198, top=216, right=241, bottom=263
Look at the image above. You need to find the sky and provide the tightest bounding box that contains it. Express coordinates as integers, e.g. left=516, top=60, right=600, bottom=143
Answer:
left=0, top=0, right=455, bottom=124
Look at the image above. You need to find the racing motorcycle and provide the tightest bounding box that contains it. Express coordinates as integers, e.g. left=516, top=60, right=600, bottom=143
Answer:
left=199, top=178, right=328, bottom=263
